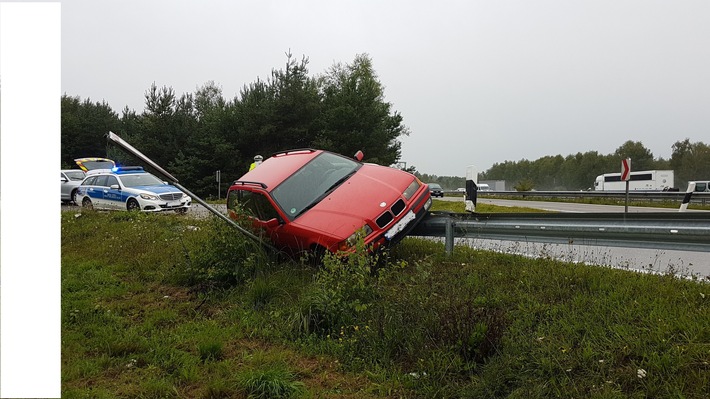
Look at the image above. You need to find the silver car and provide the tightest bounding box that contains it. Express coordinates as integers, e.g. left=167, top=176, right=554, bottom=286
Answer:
left=61, top=169, right=86, bottom=204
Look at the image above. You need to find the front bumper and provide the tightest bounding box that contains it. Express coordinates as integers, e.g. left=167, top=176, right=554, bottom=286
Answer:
left=141, top=198, right=192, bottom=212
left=372, top=190, right=432, bottom=248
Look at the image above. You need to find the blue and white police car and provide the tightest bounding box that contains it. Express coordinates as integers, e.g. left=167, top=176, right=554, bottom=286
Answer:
left=75, top=166, right=191, bottom=213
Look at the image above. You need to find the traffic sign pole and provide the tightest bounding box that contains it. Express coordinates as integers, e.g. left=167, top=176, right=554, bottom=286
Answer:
left=622, top=158, right=631, bottom=214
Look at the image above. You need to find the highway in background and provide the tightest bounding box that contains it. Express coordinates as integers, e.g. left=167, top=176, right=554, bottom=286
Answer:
left=437, top=196, right=710, bottom=279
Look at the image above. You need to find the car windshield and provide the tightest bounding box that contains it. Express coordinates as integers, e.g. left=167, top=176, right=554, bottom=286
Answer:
left=271, top=152, right=360, bottom=220
left=118, top=173, right=166, bottom=188
left=65, top=171, right=85, bottom=181
left=429, top=184, right=442, bottom=189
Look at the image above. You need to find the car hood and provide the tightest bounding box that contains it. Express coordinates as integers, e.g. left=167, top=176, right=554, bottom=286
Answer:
left=289, top=165, right=415, bottom=239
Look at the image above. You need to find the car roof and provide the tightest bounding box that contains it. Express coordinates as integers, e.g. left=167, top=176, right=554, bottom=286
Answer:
left=85, top=166, right=146, bottom=176
left=235, top=149, right=323, bottom=190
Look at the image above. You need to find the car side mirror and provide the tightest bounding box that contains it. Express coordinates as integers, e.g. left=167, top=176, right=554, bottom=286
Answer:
left=354, top=150, right=364, bottom=161
left=61, top=177, right=68, bottom=182
left=110, top=184, right=120, bottom=190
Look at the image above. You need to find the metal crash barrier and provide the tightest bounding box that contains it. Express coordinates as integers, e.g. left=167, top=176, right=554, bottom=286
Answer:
left=411, top=211, right=710, bottom=254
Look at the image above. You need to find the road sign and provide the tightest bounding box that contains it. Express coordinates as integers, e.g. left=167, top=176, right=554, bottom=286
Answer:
left=621, top=158, right=631, bottom=181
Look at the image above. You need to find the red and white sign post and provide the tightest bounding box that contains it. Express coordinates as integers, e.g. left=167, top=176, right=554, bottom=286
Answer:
left=622, top=158, right=631, bottom=213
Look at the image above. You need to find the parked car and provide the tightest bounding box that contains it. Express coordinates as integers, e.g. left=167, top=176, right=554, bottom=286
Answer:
left=61, top=169, right=86, bottom=204
left=428, top=183, right=444, bottom=198
left=226, top=149, right=432, bottom=256
left=75, top=166, right=191, bottom=213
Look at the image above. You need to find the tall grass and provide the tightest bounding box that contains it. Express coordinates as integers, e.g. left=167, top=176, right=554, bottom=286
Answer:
left=62, top=209, right=709, bottom=398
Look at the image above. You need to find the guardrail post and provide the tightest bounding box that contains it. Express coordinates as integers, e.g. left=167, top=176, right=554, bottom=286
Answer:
left=445, top=218, right=454, bottom=255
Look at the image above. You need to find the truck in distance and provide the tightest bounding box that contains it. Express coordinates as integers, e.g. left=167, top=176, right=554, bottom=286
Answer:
left=593, top=170, right=674, bottom=191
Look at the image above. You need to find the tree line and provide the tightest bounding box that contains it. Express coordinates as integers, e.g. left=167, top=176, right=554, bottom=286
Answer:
left=61, top=52, right=709, bottom=195
left=417, top=140, right=709, bottom=191
left=61, top=53, right=408, bottom=197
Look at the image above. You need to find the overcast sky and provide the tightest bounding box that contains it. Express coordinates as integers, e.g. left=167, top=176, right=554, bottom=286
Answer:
left=60, top=0, right=710, bottom=176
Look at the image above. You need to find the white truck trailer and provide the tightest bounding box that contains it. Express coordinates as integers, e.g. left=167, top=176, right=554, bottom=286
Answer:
left=593, top=170, right=674, bottom=191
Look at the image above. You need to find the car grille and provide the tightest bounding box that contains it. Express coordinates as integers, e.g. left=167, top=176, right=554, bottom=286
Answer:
left=375, top=199, right=407, bottom=228
left=160, top=193, right=183, bottom=201
left=391, top=199, right=405, bottom=216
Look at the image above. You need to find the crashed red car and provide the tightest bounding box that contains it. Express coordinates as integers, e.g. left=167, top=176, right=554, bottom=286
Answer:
left=226, top=149, right=432, bottom=256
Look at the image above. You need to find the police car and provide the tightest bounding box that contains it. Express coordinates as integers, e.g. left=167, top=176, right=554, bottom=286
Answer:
left=75, top=166, right=191, bottom=213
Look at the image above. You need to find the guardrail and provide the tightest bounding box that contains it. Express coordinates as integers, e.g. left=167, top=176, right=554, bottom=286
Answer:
left=410, top=211, right=710, bottom=253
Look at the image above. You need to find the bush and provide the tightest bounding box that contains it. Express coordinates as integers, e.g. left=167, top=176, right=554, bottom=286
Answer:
left=179, top=219, right=270, bottom=286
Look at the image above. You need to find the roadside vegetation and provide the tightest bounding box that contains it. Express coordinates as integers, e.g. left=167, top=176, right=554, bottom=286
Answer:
left=62, top=207, right=709, bottom=398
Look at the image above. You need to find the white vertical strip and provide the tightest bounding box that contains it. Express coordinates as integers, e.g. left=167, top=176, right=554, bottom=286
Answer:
left=1, top=3, right=61, bottom=398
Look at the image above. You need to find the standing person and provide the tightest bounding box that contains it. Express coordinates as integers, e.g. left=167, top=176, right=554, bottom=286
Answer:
left=249, top=155, right=263, bottom=171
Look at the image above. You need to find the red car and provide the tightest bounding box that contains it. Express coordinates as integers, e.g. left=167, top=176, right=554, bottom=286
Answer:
left=226, top=149, right=432, bottom=256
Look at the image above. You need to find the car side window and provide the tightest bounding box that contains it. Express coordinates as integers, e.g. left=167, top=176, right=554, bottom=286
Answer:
left=82, top=176, right=97, bottom=186
left=94, top=175, right=109, bottom=187
left=239, top=191, right=280, bottom=222
left=105, top=175, right=119, bottom=187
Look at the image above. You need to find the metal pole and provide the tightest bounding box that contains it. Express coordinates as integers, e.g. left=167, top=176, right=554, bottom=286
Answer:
left=106, top=131, right=278, bottom=253
left=216, top=170, right=221, bottom=199
left=445, top=218, right=454, bottom=255
left=625, top=180, right=629, bottom=214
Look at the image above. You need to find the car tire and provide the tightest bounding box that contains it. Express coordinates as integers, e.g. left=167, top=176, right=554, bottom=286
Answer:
left=71, top=189, right=78, bottom=205
left=126, top=198, right=140, bottom=212
left=82, top=197, right=93, bottom=209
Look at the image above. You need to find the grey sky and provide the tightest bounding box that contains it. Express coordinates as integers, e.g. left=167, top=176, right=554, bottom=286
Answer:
left=61, top=0, right=710, bottom=176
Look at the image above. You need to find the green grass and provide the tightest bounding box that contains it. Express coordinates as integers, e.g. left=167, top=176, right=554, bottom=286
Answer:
left=62, top=209, right=710, bottom=398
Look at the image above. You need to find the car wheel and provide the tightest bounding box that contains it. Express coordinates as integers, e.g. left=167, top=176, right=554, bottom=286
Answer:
left=82, top=197, right=93, bottom=209
left=71, top=189, right=78, bottom=205
left=126, top=198, right=140, bottom=212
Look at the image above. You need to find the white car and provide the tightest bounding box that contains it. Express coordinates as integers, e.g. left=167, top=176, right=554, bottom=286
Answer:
left=75, top=166, right=191, bottom=213
left=61, top=169, right=86, bottom=204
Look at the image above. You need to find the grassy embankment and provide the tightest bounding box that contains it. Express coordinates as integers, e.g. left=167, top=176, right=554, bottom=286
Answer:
left=62, top=202, right=709, bottom=398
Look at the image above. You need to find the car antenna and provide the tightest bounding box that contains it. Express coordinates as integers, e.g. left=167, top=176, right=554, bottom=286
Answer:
left=105, top=131, right=278, bottom=253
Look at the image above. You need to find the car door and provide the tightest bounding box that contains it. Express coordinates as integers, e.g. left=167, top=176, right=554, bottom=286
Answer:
left=101, top=175, right=124, bottom=210
left=79, top=175, right=104, bottom=207
left=229, top=189, right=296, bottom=250
left=61, top=172, right=72, bottom=201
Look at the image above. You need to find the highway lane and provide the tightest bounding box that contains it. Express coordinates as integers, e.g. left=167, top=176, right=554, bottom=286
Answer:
left=442, top=196, right=708, bottom=213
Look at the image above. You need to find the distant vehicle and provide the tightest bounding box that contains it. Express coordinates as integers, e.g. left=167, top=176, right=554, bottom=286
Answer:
left=428, top=183, right=444, bottom=197
left=478, top=183, right=491, bottom=191
left=75, top=165, right=191, bottom=212
left=593, top=170, right=674, bottom=191
left=61, top=169, right=86, bottom=204
left=226, top=148, right=432, bottom=257
left=456, top=187, right=466, bottom=192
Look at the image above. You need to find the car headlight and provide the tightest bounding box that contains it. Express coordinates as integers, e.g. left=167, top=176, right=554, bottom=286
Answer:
left=340, top=224, right=374, bottom=251
left=139, top=193, right=159, bottom=200
left=403, top=179, right=421, bottom=200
